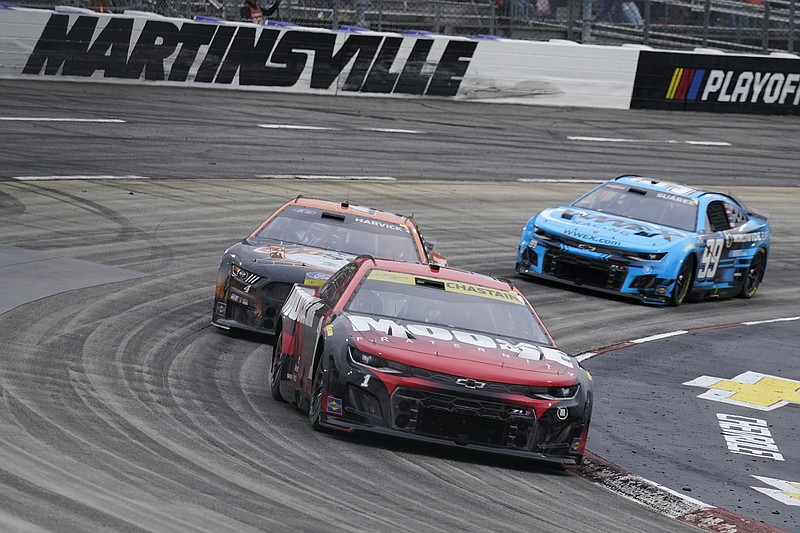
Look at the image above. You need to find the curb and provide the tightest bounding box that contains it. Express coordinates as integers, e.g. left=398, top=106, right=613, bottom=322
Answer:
left=576, top=316, right=799, bottom=533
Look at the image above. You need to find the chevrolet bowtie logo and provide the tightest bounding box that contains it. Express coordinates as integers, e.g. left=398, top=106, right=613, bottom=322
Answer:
left=684, top=371, right=800, bottom=411
left=455, top=378, right=487, bottom=389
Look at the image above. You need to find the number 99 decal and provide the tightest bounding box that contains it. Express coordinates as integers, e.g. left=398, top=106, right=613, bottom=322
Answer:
left=698, top=238, right=724, bottom=280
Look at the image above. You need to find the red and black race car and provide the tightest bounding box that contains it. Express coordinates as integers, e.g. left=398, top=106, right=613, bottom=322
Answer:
left=213, top=196, right=445, bottom=335
left=271, top=256, right=593, bottom=466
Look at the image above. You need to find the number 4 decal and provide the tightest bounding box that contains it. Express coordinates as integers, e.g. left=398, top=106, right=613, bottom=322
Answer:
left=698, top=238, right=724, bottom=280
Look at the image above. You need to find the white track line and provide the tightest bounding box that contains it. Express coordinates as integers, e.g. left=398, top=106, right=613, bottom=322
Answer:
left=567, top=136, right=731, bottom=147
left=0, top=117, right=125, bottom=123
left=12, top=175, right=150, bottom=181
left=518, top=178, right=605, bottom=183
left=256, top=174, right=396, bottom=181
left=359, top=127, right=423, bottom=134
left=258, top=124, right=337, bottom=130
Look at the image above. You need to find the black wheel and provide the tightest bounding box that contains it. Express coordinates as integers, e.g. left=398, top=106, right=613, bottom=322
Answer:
left=738, top=248, right=766, bottom=299
left=270, top=332, right=286, bottom=402
left=669, top=256, right=695, bottom=307
left=308, top=355, right=326, bottom=432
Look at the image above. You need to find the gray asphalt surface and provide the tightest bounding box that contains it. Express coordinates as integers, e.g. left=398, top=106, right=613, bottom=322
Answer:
left=0, top=79, right=798, bottom=186
left=0, top=79, right=798, bottom=532
left=585, top=320, right=800, bottom=532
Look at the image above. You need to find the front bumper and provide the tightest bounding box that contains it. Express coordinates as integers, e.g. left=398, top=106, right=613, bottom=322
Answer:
left=320, top=360, right=590, bottom=466
left=516, top=244, right=674, bottom=305
left=213, top=276, right=294, bottom=334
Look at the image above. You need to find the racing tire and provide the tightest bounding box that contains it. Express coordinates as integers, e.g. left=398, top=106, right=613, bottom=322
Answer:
left=669, top=256, right=695, bottom=307
left=308, top=352, right=327, bottom=432
left=270, top=332, right=286, bottom=402
left=738, top=248, right=766, bottom=299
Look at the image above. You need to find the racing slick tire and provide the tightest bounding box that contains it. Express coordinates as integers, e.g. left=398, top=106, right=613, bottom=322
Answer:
left=270, top=332, right=287, bottom=402
left=669, top=255, right=695, bottom=307
left=308, top=350, right=327, bottom=432
left=738, top=248, right=766, bottom=299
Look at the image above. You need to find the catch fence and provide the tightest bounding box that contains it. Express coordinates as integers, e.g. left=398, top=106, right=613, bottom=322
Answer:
left=11, top=0, right=800, bottom=53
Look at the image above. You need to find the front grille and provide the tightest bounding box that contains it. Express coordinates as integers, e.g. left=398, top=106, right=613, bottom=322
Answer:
left=543, top=251, right=626, bottom=290
left=521, top=246, right=538, bottom=267
left=409, top=367, right=528, bottom=395
left=262, top=281, right=293, bottom=303
left=391, top=388, right=534, bottom=450
left=417, top=408, right=506, bottom=446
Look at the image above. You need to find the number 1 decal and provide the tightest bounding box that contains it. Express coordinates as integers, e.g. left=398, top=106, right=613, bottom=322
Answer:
left=360, top=375, right=371, bottom=387
left=698, top=238, right=724, bottom=280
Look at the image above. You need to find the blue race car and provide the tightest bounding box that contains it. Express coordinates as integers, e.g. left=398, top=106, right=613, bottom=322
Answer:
left=515, top=176, right=770, bottom=306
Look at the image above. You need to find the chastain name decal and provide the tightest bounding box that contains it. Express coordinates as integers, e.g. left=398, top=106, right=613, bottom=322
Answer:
left=347, top=314, right=575, bottom=369
left=23, top=14, right=476, bottom=96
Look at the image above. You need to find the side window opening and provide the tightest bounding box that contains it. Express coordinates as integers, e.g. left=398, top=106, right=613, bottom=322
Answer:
left=706, top=202, right=730, bottom=233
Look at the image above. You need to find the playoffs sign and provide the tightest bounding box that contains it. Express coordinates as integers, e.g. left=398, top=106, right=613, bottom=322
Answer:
left=631, top=50, right=800, bottom=115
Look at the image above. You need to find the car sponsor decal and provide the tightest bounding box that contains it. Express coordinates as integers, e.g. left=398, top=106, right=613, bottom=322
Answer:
left=683, top=371, right=800, bottom=411
left=304, top=271, right=332, bottom=286
left=723, top=231, right=768, bottom=248
left=543, top=209, right=685, bottom=242
left=253, top=247, right=353, bottom=270
left=23, top=14, right=477, bottom=97
left=569, top=438, right=582, bottom=453
left=715, top=414, right=784, bottom=461
left=347, top=314, right=575, bottom=369
left=326, top=395, right=343, bottom=415
left=215, top=301, right=226, bottom=315
left=290, top=207, right=319, bottom=216
left=366, top=270, right=524, bottom=305
left=281, top=288, right=325, bottom=327
left=751, top=476, right=800, bottom=507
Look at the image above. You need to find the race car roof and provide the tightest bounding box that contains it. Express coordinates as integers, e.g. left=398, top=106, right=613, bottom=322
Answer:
left=358, top=256, right=516, bottom=291
left=613, top=175, right=708, bottom=199
left=289, top=196, right=412, bottom=225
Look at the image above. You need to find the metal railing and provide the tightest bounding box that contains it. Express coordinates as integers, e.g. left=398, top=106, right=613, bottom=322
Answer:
left=11, top=0, right=800, bottom=53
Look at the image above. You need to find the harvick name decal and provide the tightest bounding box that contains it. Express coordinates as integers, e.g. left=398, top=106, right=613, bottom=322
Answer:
left=23, top=14, right=476, bottom=96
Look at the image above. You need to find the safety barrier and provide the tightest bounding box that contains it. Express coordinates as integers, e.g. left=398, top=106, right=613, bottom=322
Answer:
left=0, top=6, right=797, bottom=113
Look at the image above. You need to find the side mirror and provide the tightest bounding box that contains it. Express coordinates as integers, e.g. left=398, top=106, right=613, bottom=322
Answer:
left=429, top=251, right=447, bottom=267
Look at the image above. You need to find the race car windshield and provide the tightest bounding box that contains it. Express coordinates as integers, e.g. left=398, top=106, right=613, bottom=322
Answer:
left=346, top=273, right=551, bottom=345
left=255, top=209, right=420, bottom=261
left=572, top=184, right=698, bottom=231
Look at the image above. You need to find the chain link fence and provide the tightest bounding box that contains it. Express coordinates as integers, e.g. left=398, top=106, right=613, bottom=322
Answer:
left=9, top=0, right=800, bottom=53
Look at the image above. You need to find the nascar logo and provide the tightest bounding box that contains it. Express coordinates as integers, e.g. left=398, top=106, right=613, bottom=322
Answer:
left=666, top=67, right=800, bottom=105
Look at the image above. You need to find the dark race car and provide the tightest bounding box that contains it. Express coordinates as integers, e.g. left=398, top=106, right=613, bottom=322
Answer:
left=516, top=175, right=771, bottom=306
left=271, top=256, right=593, bottom=467
left=213, top=196, right=445, bottom=335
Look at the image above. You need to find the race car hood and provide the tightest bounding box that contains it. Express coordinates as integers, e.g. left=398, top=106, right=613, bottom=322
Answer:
left=344, top=313, right=578, bottom=384
left=236, top=241, right=356, bottom=276
left=536, top=206, right=689, bottom=249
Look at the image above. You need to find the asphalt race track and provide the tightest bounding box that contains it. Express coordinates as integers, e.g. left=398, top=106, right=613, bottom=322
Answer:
left=0, top=80, right=799, bottom=532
